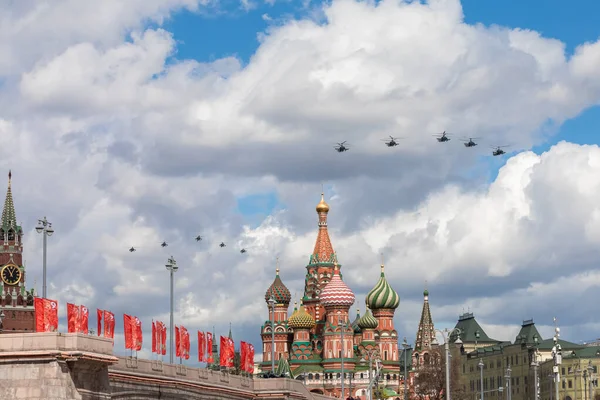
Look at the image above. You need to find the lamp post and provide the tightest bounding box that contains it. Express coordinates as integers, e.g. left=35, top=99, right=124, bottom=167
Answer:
left=552, top=321, right=562, bottom=400
left=432, top=328, right=463, bottom=400
left=165, top=256, right=178, bottom=364
left=339, top=316, right=345, bottom=399
left=587, top=360, right=594, bottom=400
left=35, top=216, right=54, bottom=299
left=478, top=359, right=485, bottom=400
left=361, top=349, right=380, bottom=400
left=532, top=334, right=540, bottom=400
left=268, top=296, right=276, bottom=373
left=505, top=364, right=512, bottom=400
left=402, top=337, right=411, bottom=400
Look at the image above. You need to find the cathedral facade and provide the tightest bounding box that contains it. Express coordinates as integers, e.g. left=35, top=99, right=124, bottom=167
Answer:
left=260, top=194, right=402, bottom=399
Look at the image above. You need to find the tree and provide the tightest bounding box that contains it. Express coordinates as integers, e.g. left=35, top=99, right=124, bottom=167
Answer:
left=413, top=347, right=469, bottom=400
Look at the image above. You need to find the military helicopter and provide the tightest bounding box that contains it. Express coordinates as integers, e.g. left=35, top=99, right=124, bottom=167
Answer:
left=240, top=248, right=247, bottom=254
left=129, top=247, right=137, bottom=253
left=433, top=131, right=451, bottom=142
left=491, top=145, right=509, bottom=156
left=381, top=136, right=402, bottom=147
left=195, top=235, right=203, bottom=242
left=461, top=137, right=480, bottom=147
left=219, top=242, right=226, bottom=248
left=334, top=141, right=349, bottom=152
left=161, top=241, right=168, bottom=248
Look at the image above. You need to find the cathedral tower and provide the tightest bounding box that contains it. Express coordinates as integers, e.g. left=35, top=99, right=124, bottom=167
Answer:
left=0, top=171, right=35, bottom=332
left=413, top=288, right=436, bottom=368
left=320, top=263, right=355, bottom=377
left=288, top=301, right=316, bottom=361
left=261, top=263, right=292, bottom=370
left=365, top=261, right=400, bottom=373
left=302, top=193, right=337, bottom=333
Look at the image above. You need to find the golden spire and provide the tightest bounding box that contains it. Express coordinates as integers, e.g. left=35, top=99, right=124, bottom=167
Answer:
left=316, top=192, right=330, bottom=213
left=380, top=253, right=385, bottom=273
left=276, top=256, right=280, bottom=275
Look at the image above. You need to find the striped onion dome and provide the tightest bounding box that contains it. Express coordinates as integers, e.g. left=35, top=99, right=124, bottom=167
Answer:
left=264, top=267, right=291, bottom=305
left=288, top=303, right=316, bottom=329
left=320, top=264, right=355, bottom=308
left=365, top=264, right=399, bottom=310
left=357, top=309, right=378, bottom=330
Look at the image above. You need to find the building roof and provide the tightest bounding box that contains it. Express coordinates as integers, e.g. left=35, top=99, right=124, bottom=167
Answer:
left=450, top=313, right=499, bottom=343
left=514, top=319, right=542, bottom=346
left=537, top=338, right=583, bottom=351
left=564, top=345, right=600, bottom=358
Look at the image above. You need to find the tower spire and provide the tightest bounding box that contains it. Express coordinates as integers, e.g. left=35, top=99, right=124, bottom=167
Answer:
left=312, top=192, right=334, bottom=264
left=2, top=170, right=17, bottom=229
left=414, top=284, right=435, bottom=351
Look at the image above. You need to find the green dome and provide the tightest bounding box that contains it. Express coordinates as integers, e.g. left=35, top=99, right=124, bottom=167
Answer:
left=424, top=289, right=429, bottom=296
left=351, top=308, right=362, bottom=333
left=265, top=268, right=291, bottom=305
left=366, top=264, right=399, bottom=310
left=288, top=304, right=315, bottom=329
left=357, top=309, right=378, bottom=330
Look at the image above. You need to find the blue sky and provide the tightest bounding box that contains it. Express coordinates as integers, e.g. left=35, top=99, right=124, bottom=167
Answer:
left=164, top=0, right=600, bottom=212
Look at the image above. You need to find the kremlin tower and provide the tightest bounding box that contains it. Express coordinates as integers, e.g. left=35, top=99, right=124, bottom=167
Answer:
left=259, top=193, right=402, bottom=398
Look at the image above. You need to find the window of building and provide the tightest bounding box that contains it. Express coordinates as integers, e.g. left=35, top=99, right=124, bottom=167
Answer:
left=562, top=381, right=566, bottom=389
left=562, top=368, right=566, bottom=376
left=516, top=377, right=519, bottom=386
left=511, top=356, right=514, bottom=365
left=569, top=380, right=573, bottom=388
left=463, top=364, right=466, bottom=373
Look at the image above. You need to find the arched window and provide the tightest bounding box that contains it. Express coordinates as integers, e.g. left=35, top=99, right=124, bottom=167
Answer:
left=315, top=373, right=320, bottom=380
left=7, top=229, right=14, bottom=240
left=308, top=373, right=313, bottom=380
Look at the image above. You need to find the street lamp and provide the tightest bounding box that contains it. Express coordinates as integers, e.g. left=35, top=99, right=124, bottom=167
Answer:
left=165, top=256, right=178, bottom=364
left=267, top=295, right=276, bottom=373
left=35, top=216, right=54, bottom=299
left=532, top=334, right=540, bottom=400
left=505, top=364, right=512, bottom=400
left=478, top=359, right=485, bottom=400
left=402, top=337, right=411, bottom=400
left=586, top=360, right=594, bottom=400
left=431, top=328, right=463, bottom=400
left=552, top=321, right=562, bottom=400
left=339, top=315, right=346, bottom=399
left=361, top=349, right=381, bottom=400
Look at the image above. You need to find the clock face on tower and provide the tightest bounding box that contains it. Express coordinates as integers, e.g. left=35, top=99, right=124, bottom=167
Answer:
left=1, top=264, right=22, bottom=285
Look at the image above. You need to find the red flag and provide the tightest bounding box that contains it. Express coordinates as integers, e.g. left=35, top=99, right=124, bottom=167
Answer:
left=175, top=326, right=181, bottom=357
left=80, top=306, right=89, bottom=334
left=240, top=341, right=247, bottom=372
left=123, top=314, right=133, bottom=349
left=104, top=311, right=115, bottom=339
left=246, top=343, right=255, bottom=373
left=134, top=316, right=142, bottom=351
left=35, top=297, right=59, bottom=332
left=161, top=322, right=167, bottom=355
left=182, top=327, right=190, bottom=360
left=67, top=303, right=79, bottom=333
left=220, top=336, right=234, bottom=367
left=198, top=331, right=205, bottom=362
left=34, top=298, right=44, bottom=332
left=152, top=321, right=157, bottom=353
left=206, top=332, right=214, bottom=363
left=97, top=309, right=103, bottom=336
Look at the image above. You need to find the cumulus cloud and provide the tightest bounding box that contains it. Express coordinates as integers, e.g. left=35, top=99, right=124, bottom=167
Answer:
left=1, top=0, right=599, bottom=359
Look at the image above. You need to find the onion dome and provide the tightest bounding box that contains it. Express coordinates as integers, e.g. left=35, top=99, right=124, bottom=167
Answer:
left=316, top=192, right=330, bottom=213
left=357, top=309, right=378, bottom=330
left=320, top=264, right=355, bottom=308
left=366, top=263, right=399, bottom=310
left=264, top=266, right=291, bottom=305
left=288, top=303, right=316, bottom=329
left=351, top=308, right=362, bottom=333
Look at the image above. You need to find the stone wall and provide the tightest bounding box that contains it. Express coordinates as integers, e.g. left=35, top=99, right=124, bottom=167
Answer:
left=0, top=332, right=118, bottom=399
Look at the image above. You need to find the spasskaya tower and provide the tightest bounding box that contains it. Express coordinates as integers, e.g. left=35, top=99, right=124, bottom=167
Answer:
left=0, top=171, right=35, bottom=332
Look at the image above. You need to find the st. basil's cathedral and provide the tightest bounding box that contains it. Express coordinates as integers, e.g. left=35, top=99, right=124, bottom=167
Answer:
left=259, top=193, right=402, bottom=398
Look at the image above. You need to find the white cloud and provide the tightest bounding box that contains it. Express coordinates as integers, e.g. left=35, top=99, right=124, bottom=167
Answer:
left=0, top=0, right=600, bottom=359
